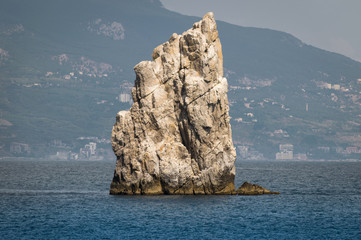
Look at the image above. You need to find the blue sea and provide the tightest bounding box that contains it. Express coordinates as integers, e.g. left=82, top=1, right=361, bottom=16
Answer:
left=0, top=160, right=360, bottom=239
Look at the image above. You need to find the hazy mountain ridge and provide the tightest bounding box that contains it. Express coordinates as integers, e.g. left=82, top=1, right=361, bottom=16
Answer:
left=1, top=0, right=360, bottom=160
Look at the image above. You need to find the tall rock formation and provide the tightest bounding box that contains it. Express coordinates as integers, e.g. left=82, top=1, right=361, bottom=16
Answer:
left=110, top=12, right=236, bottom=195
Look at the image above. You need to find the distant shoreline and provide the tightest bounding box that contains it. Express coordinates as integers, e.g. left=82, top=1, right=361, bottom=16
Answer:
left=0, top=157, right=116, bottom=162
left=0, top=157, right=359, bottom=163
left=237, top=158, right=361, bottom=163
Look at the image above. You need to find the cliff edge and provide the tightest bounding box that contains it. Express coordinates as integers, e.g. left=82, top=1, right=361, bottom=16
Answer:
left=110, top=12, right=236, bottom=195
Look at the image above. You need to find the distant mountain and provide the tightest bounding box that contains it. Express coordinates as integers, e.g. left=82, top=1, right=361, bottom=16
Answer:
left=1, top=0, right=361, bottom=160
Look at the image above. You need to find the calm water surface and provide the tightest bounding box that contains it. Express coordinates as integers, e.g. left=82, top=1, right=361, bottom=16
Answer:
left=0, top=160, right=360, bottom=239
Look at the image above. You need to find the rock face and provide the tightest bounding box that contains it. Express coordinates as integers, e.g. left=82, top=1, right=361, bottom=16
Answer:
left=110, top=12, right=236, bottom=195
left=236, top=182, right=280, bottom=195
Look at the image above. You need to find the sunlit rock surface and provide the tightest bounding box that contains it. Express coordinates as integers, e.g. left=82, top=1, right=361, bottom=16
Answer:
left=110, top=12, right=236, bottom=195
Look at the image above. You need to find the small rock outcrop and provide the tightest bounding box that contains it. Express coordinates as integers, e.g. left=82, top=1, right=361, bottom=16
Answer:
left=110, top=12, right=236, bottom=195
left=236, top=182, right=280, bottom=195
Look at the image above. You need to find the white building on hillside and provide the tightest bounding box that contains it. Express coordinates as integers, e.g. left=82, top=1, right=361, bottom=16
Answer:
left=276, top=144, right=293, bottom=160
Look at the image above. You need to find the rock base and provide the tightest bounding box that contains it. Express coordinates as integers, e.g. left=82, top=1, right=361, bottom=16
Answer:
left=236, top=182, right=280, bottom=195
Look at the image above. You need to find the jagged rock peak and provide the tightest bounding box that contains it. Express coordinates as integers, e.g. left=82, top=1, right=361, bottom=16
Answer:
left=110, top=12, right=236, bottom=195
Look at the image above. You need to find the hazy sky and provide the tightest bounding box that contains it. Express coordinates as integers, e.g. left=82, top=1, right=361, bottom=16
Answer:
left=160, top=0, right=361, bottom=62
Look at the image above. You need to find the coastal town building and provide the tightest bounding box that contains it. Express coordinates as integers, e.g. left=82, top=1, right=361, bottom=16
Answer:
left=276, top=144, right=293, bottom=160
left=10, top=142, right=31, bottom=154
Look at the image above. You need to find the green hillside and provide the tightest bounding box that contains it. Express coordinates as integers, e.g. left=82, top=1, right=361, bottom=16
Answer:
left=1, top=0, right=361, bottom=160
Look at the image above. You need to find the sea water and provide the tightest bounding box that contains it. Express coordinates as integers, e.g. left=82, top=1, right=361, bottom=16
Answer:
left=0, top=160, right=360, bottom=239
